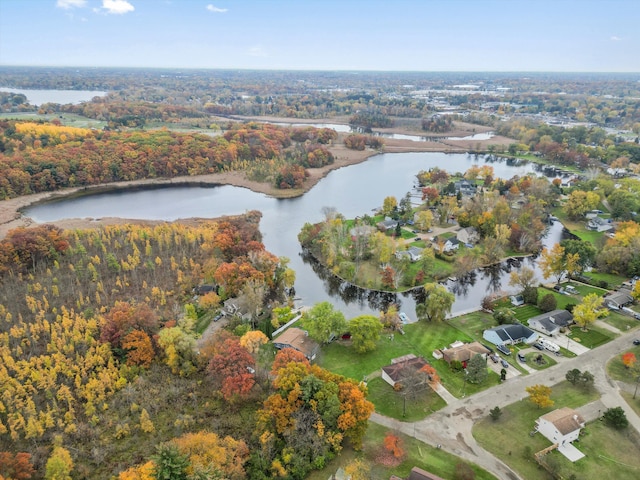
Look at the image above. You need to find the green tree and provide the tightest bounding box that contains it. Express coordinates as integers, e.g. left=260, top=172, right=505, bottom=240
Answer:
left=538, top=293, right=557, bottom=312
left=493, top=307, right=517, bottom=325
left=489, top=406, right=502, bottom=421
left=349, top=315, right=382, bottom=353
left=417, top=283, right=455, bottom=323
left=603, top=407, right=628, bottom=429
left=565, top=368, right=582, bottom=385
left=466, top=354, right=488, bottom=384
left=560, top=239, right=596, bottom=271
left=573, top=293, right=608, bottom=331
left=152, top=444, right=190, bottom=480
left=45, top=446, right=73, bottom=480
left=303, top=301, right=347, bottom=344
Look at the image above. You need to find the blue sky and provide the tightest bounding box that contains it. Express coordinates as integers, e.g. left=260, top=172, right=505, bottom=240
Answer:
left=1, top=0, right=639, bottom=71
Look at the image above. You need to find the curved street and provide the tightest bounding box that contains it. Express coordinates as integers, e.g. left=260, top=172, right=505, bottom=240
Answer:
left=369, top=327, right=640, bottom=480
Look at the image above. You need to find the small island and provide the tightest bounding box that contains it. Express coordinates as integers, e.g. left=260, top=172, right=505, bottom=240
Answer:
left=298, top=165, right=555, bottom=293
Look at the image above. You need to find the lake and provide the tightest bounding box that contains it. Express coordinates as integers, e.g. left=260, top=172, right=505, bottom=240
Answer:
left=24, top=152, right=564, bottom=318
left=0, top=87, right=107, bottom=106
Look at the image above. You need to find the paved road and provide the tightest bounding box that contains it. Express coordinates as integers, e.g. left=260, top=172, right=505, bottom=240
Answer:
left=369, top=328, right=640, bottom=480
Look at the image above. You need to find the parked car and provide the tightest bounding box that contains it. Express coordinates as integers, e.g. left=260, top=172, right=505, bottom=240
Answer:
left=633, top=339, right=640, bottom=346
left=533, top=342, right=545, bottom=351
left=213, top=313, right=223, bottom=322
left=564, top=285, right=578, bottom=295
left=500, top=359, right=509, bottom=368
left=517, top=352, right=526, bottom=362
left=489, top=353, right=499, bottom=363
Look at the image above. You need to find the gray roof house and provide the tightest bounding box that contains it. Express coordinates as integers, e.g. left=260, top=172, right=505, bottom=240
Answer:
left=527, top=309, right=574, bottom=336
left=604, top=289, right=634, bottom=309
left=483, top=324, right=538, bottom=346
left=377, top=218, right=399, bottom=232
left=454, top=180, right=477, bottom=196
left=395, top=246, right=424, bottom=262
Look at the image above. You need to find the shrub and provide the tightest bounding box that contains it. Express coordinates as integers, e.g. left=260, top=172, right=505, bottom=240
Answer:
left=603, top=407, right=628, bottom=429
left=565, top=303, right=576, bottom=313
left=522, top=286, right=538, bottom=305
left=538, top=293, right=557, bottom=312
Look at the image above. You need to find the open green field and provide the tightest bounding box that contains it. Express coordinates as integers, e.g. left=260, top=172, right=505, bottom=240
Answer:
left=307, top=421, right=497, bottom=480
left=472, top=382, right=639, bottom=480
left=514, top=305, right=542, bottom=322
left=366, top=376, right=446, bottom=422
left=605, top=310, right=640, bottom=332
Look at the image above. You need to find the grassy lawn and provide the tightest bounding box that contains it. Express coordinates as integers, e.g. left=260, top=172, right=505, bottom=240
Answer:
left=605, top=310, right=640, bottom=332
left=448, top=311, right=497, bottom=339
left=366, top=377, right=446, bottom=422
left=307, top=422, right=498, bottom=480
left=568, top=282, right=608, bottom=297
left=523, top=352, right=557, bottom=371
left=620, top=391, right=640, bottom=418
left=514, top=305, right=542, bottom=322
left=567, top=325, right=614, bottom=348
left=582, top=271, right=628, bottom=289
left=606, top=343, right=640, bottom=383
left=320, top=320, right=500, bottom=399
left=473, top=381, right=606, bottom=480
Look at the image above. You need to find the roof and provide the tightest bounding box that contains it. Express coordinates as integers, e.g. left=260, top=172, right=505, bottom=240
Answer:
left=605, top=290, right=633, bottom=307
left=540, top=407, right=585, bottom=435
left=382, top=356, right=429, bottom=383
left=528, top=309, right=573, bottom=330
left=441, top=341, right=490, bottom=363
left=484, top=324, right=536, bottom=344
left=272, top=327, right=319, bottom=359
left=407, top=467, right=446, bottom=480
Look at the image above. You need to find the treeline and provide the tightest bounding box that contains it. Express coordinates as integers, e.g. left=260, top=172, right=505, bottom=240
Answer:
left=0, top=121, right=336, bottom=198
left=496, top=120, right=640, bottom=166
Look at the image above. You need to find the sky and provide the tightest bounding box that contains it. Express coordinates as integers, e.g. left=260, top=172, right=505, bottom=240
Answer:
left=0, top=0, right=639, bottom=72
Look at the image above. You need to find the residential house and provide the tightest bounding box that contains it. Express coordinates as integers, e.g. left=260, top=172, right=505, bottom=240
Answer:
left=527, top=309, right=574, bottom=336
left=440, top=341, right=490, bottom=368
left=395, top=246, right=424, bottom=262
left=456, top=226, right=480, bottom=245
left=586, top=217, right=613, bottom=232
left=390, top=466, right=446, bottom=480
left=434, top=236, right=460, bottom=253
left=604, top=289, right=634, bottom=309
left=454, top=180, right=477, bottom=196
left=272, top=327, right=320, bottom=361
left=377, top=218, right=399, bottom=232
left=381, top=354, right=430, bottom=388
left=483, top=324, right=538, bottom=347
left=536, top=407, right=586, bottom=462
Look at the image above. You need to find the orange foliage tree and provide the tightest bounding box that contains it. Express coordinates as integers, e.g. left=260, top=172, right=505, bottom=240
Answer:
left=0, top=452, right=36, bottom=480
left=207, top=338, right=256, bottom=402
left=121, top=330, right=155, bottom=368
left=622, top=352, right=637, bottom=369
left=383, top=431, right=405, bottom=459
left=172, top=431, right=249, bottom=480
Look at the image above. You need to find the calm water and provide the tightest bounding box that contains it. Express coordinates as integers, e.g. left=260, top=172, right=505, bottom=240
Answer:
left=0, top=87, right=107, bottom=106
left=24, top=152, right=563, bottom=318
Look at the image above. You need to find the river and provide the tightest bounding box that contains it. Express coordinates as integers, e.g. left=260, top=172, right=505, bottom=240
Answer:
left=24, top=152, right=565, bottom=318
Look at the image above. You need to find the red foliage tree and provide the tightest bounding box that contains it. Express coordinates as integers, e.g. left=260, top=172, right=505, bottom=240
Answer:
left=208, top=338, right=256, bottom=401
left=0, top=451, right=36, bottom=480
left=271, top=348, right=310, bottom=376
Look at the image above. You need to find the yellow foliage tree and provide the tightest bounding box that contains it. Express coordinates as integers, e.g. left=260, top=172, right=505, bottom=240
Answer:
left=525, top=384, right=554, bottom=409
left=240, top=330, right=269, bottom=354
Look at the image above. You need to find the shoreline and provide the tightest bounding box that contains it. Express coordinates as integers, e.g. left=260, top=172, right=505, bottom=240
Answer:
left=0, top=118, right=514, bottom=238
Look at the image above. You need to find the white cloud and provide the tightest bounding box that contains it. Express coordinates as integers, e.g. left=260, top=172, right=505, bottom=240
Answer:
left=101, top=0, right=135, bottom=14
left=206, top=5, right=228, bottom=13
left=610, top=36, right=622, bottom=41
left=56, top=0, right=87, bottom=8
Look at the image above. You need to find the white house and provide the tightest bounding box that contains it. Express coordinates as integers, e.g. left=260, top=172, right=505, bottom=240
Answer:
left=434, top=236, right=460, bottom=253
left=457, top=227, right=480, bottom=245
left=586, top=217, right=612, bottom=232
left=483, top=324, right=538, bottom=347
left=536, top=407, right=586, bottom=462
